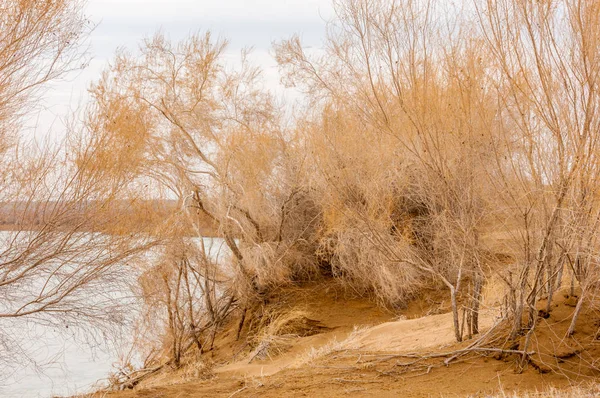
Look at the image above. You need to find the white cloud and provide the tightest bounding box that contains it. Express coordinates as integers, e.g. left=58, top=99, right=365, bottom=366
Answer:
left=31, top=0, right=332, bottom=138
left=87, top=0, right=333, bottom=21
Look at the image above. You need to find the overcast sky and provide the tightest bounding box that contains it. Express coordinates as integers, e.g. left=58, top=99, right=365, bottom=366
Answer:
left=33, top=0, right=333, bottom=138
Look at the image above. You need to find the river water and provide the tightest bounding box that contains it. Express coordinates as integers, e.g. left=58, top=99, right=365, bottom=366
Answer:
left=0, top=237, right=228, bottom=398
left=0, top=331, right=118, bottom=397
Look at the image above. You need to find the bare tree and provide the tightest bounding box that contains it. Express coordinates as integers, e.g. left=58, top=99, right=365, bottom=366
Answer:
left=84, top=32, right=319, bottom=368
left=477, top=0, right=600, bottom=346
left=0, top=0, right=158, bottom=379
left=275, top=0, right=495, bottom=341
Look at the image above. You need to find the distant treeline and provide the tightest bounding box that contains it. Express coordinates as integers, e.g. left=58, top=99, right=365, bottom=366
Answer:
left=0, top=199, right=217, bottom=236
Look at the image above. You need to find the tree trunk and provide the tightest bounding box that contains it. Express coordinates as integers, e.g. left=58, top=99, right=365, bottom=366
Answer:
left=471, top=275, right=482, bottom=335
left=451, top=287, right=462, bottom=342
left=567, top=289, right=585, bottom=337
left=236, top=307, right=247, bottom=341
left=510, top=263, right=531, bottom=340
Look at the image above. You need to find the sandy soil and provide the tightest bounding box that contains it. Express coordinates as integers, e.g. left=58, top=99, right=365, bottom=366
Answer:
left=100, top=284, right=600, bottom=398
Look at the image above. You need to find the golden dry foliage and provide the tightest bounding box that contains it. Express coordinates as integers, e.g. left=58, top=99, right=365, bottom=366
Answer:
left=0, top=0, right=163, bottom=378
left=80, top=0, right=600, bottom=372
left=274, top=0, right=496, bottom=340
left=0, top=0, right=89, bottom=149
left=87, top=32, right=323, bottom=291
left=274, top=0, right=600, bottom=343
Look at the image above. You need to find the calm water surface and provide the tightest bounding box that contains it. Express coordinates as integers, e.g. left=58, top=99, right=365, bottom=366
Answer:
left=1, top=332, right=117, bottom=397
left=0, top=237, right=228, bottom=398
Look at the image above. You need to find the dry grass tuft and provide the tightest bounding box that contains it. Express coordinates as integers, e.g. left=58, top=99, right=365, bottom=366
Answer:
left=488, top=384, right=600, bottom=398
left=182, top=359, right=215, bottom=381
left=247, top=308, right=327, bottom=363
left=297, top=326, right=368, bottom=366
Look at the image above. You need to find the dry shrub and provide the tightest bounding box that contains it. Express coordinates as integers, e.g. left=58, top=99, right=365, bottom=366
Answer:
left=297, top=106, right=424, bottom=308
left=234, top=189, right=324, bottom=292
left=319, top=218, right=422, bottom=309
left=241, top=241, right=321, bottom=292
left=241, top=243, right=293, bottom=290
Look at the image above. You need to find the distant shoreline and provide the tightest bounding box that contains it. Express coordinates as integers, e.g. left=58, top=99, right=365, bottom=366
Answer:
left=0, top=223, right=219, bottom=238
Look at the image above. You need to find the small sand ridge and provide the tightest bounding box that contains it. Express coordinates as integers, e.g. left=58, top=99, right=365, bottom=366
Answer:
left=355, top=309, right=499, bottom=352
left=216, top=307, right=501, bottom=379
left=105, top=288, right=588, bottom=397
